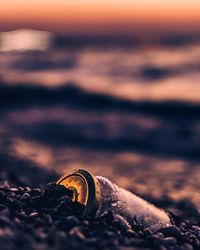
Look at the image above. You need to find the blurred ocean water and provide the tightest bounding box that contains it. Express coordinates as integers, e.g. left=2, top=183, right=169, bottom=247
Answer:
left=1, top=42, right=200, bottom=102
left=0, top=34, right=200, bottom=209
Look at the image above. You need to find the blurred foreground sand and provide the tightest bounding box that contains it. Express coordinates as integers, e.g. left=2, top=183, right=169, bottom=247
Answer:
left=9, top=137, right=200, bottom=211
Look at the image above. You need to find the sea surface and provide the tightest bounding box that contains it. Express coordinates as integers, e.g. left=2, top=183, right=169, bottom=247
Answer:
left=0, top=37, right=200, bottom=210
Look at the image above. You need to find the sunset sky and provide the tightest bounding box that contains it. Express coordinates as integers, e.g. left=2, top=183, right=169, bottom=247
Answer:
left=1, top=1, right=200, bottom=34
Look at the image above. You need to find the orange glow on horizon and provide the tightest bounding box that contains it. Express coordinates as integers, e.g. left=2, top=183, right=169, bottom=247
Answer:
left=0, top=1, right=200, bottom=33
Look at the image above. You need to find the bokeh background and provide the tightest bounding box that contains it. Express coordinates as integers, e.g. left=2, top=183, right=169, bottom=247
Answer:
left=0, top=1, right=200, bottom=210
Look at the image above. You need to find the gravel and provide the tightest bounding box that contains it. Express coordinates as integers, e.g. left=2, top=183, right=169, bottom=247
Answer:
left=0, top=186, right=199, bottom=250
left=0, top=153, right=200, bottom=250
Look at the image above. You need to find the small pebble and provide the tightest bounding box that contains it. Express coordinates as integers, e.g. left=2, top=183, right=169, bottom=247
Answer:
left=160, top=225, right=183, bottom=239
left=183, top=243, right=193, bottom=250
left=163, top=236, right=177, bottom=245
left=69, top=226, right=85, bottom=240
left=9, top=188, right=19, bottom=192
left=29, top=211, right=39, bottom=218
left=0, top=178, right=199, bottom=250
left=21, top=193, right=31, bottom=200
